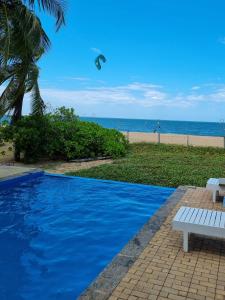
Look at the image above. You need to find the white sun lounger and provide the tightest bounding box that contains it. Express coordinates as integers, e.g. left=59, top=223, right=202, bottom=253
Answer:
left=206, top=178, right=225, bottom=202
left=172, top=206, right=225, bottom=252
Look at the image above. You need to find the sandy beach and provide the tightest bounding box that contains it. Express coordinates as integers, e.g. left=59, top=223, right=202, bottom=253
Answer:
left=123, top=131, right=225, bottom=148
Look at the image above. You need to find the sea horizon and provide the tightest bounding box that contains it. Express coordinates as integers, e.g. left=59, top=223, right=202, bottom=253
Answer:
left=2, top=115, right=225, bottom=137
left=80, top=115, right=220, bottom=124
left=80, top=116, right=225, bottom=137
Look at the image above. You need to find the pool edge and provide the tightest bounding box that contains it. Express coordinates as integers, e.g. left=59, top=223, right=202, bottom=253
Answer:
left=0, top=168, right=44, bottom=188
left=45, top=173, right=175, bottom=191
left=78, top=185, right=193, bottom=300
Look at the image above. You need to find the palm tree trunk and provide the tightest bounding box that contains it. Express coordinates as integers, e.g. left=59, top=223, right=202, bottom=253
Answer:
left=12, top=91, right=24, bottom=161
left=12, top=94, right=23, bottom=123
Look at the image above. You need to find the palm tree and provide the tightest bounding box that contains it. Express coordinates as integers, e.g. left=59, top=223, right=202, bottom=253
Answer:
left=0, top=0, right=65, bottom=31
left=0, top=0, right=65, bottom=122
left=0, top=0, right=65, bottom=160
left=0, top=1, right=51, bottom=122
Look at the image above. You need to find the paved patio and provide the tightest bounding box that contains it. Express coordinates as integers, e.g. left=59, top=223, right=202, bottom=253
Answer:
left=0, top=165, right=38, bottom=179
left=108, top=187, right=225, bottom=300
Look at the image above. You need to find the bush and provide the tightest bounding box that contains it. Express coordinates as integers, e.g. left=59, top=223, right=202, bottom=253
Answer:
left=1, top=107, right=128, bottom=163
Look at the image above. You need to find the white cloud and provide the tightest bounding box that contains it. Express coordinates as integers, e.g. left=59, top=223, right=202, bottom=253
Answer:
left=3, top=81, right=225, bottom=118
left=191, top=86, right=201, bottom=90
left=38, top=82, right=194, bottom=110
left=210, top=87, right=225, bottom=102
left=35, top=81, right=225, bottom=111
left=90, top=47, right=102, bottom=54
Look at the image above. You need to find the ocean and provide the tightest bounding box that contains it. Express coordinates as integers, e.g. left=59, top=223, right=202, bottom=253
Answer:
left=80, top=117, right=225, bottom=137
left=2, top=116, right=225, bottom=137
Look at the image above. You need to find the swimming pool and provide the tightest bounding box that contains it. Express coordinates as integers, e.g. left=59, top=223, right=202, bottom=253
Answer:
left=0, top=172, right=174, bottom=300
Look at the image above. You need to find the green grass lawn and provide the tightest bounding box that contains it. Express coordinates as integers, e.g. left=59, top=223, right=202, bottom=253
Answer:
left=66, top=143, right=225, bottom=187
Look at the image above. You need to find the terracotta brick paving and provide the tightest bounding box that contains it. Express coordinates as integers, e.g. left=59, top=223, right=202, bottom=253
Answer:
left=108, top=187, right=225, bottom=300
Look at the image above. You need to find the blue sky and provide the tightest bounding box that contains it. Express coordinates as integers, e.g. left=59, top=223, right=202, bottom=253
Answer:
left=23, top=0, right=225, bottom=121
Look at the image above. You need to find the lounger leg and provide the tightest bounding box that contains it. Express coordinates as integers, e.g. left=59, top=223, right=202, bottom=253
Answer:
left=183, top=231, right=189, bottom=252
left=213, top=191, right=218, bottom=202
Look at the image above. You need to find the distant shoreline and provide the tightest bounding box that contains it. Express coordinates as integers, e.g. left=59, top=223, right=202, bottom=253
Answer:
left=2, top=116, right=225, bottom=137
left=81, top=117, right=225, bottom=137
left=123, top=131, right=225, bottom=148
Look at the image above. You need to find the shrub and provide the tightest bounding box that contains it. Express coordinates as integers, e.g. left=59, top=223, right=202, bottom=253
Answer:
left=1, top=107, right=128, bottom=163
left=63, top=121, right=128, bottom=160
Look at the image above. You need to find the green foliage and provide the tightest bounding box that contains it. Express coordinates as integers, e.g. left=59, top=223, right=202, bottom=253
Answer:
left=49, top=106, right=77, bottom=122
left=63, top=121, right=127, bottom=160
left=0, top=1, right=49, bottom=122
left=1, top=107, right=128, bottom=163
left=1, top=150, right=6, bottom=156
left=67, top=143, right=225, bottom=188
left=0, top=0, right=65, bottom=122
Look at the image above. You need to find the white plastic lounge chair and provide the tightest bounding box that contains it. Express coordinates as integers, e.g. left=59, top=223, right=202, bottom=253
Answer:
left=206, top=178, right=225, bottom=202
left=172, top=206, right=225, bottom=252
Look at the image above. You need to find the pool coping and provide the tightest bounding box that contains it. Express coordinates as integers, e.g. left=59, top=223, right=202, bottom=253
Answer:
left=0, top=167, right=43, bottom=181
left=0, top=168, right=44, bottom=188
left=78, top=185, right=190, bottom=300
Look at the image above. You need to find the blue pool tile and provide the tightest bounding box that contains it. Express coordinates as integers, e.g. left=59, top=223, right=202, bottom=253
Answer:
left=0, top=174, right=174, bottom=300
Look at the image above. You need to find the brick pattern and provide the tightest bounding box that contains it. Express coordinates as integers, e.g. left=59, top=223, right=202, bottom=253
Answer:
left=108, top=188, right=225, bottom=300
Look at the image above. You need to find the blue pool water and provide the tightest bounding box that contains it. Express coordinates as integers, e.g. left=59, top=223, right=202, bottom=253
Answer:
left=0, top=173, right=174, bottom=300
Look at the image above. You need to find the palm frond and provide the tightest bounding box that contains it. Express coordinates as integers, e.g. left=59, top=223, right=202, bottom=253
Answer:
left=0, top=0, right=57, bottom=121
left=0, top=64, right=17, bottom=85
left=31, top=81, right=45, bottom=116
left=0, top=2, right=50, bottom=63
left=26, top=0, right=66, bottom=30
left=25, top=63, right=39, bottom=92
left=11, top=4, right=50, bottom=57
left=0, top=79, right=18, bottom=117
left=0, top=3, right=11, bottom=66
